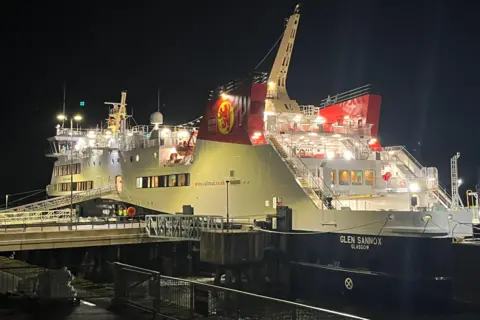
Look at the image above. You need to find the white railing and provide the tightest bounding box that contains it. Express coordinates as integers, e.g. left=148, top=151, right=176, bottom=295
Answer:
left=0, top=210, right=75, bottom=225
left=0, top=185, right=117, bottom=213
left=268, top=134, right=343, bottom=209
left=341, top=135, right=371, bottom=160
left=145, top=214, right=224, bottom=240
left=300, top=105, right=320, bottom=116
left=382, top=146, right=452, bottom=209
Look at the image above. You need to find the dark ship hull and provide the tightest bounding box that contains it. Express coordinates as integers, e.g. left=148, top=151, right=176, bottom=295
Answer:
left=285, top=232, right=454, bottom=305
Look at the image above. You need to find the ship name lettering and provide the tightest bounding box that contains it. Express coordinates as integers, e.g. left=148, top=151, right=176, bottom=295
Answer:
left=357, top=236, right=382, bottom=246
left=339, top=235, right=355, bottom=244
left=340, top=235, right=383, bottom=250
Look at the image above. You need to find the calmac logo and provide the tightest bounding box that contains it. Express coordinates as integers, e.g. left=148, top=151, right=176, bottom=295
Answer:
left=217, top=100, right=234, bottom=134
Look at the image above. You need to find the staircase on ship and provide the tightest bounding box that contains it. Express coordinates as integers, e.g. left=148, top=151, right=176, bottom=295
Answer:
left=267, top=133, right=338, bottom=210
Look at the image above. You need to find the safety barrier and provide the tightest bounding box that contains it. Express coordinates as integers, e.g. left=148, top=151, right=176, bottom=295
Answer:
left=112, top=262, right=369, bottom=320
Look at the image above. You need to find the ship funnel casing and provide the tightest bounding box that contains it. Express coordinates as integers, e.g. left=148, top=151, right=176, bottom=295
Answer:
left=150, top=111, right=164, bottom=125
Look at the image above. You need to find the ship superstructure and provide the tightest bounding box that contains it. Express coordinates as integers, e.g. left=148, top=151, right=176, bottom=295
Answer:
left=33, top=5, right=471, bottom=237
left=4, top=4, right=478, bottom=303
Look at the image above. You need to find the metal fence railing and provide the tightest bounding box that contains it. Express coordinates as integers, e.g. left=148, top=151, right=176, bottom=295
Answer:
left=0, top=217, right=144, bottom=233
left=0, top=263, right=113, bottom=300
left=113, top=262, right=368, bottom=320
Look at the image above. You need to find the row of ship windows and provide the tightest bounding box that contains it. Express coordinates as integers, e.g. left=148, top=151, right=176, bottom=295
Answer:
left=52, top=181, right=94, bottom=192
left=136, top=173, right=190, bottom=189
left=330, top=170, right=375, bottom=186
left=53, top=163, right=81, bottom=176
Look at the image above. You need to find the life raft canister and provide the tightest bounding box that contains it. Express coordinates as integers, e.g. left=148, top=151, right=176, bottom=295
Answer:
left=126, top=207, right=136, bottom=217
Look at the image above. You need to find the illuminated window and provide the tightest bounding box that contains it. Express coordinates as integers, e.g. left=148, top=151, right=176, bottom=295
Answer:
left=339, top=170, right=350, bottom=185
left=136, top=177, right=142, bottom=188
left=168, top=175, right=177, bottom=187
left=136, top=155, right=140, bottom=162
left=365, top=170, right=375, bottom=186
left=351, top=170, right=363, bottom=185
left=152, top=176, right=159, bottom=188
left=330, top=170, right=336, bottom=184
left=178, top=174, right=189, bottom=186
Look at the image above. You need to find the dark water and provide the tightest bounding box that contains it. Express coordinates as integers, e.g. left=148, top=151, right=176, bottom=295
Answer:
left=1, top=296, right=478, bottom=319
left=0, top=299, right=153, bottom=320
left=306, top=297, right=480, bottom=320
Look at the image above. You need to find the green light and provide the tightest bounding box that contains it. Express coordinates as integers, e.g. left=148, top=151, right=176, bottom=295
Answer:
left=80, top=101, right=85, bottom=106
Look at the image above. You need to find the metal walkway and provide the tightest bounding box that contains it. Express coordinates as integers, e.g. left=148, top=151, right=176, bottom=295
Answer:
left=0, top=209, right=75, bottom=225
left=0, top=185, right=117, bottom=213
left=145, top=215, right=224, bottom=240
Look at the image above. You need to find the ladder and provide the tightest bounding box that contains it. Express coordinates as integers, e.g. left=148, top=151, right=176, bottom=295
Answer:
left=383, top=146, right=452, bottom=209
left=0, top=185, right=117, bottom=213
left=450, top=152, right=463, bottom=210
left=268, top=134, right=341, bottom=209
left=341, top=136, right=371, bottom=160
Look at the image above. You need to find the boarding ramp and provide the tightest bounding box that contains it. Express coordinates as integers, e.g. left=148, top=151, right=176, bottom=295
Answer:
left=145, top=214, right=224, bottom=240
left=0, top=209, right=75, bottom=226
left=0, top=185, right=117, bottom=213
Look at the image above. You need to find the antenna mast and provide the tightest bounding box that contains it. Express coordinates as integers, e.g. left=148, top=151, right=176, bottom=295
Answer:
left=450, top=152, right=464, bottom=210
left=62, top=80, right=66, bottom=128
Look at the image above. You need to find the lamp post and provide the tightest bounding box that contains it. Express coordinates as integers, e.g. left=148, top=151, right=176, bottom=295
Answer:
left=57, top=114, right=82, bottom=229
left=225, top=180, right=230, bottom=226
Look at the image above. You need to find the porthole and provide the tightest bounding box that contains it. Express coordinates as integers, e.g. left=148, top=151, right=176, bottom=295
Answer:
left=117, top=158, right=120, bottom=163
left=93, top=161, right=96, bottom=166
left=130, top=156, right=133, bottom=162
left=136, top=155, right=140, bottom=162
left=154, top=152, right=157, bottom=159
left=111, top=159, right=114, bottom=164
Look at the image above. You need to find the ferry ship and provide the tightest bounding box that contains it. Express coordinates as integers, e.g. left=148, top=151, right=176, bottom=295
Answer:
left=9, top=5, right=477, bottom=303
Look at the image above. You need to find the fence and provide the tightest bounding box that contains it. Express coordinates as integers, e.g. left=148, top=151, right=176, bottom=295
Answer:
left=0, top=260, right=114, bottom=300
left=0, top=216, right=144, bottom=233
left=113, top=262, right=368, bottom=320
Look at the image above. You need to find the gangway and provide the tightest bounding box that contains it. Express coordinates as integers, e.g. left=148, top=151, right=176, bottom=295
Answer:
left=0, top=185, right=117, bottom=213
left=0, top=209, right=75, bottom=225
left=145, top=214, right=224, bottom=240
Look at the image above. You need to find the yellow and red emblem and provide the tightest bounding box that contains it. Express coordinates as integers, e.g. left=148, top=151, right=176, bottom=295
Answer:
left=217, top=100, right=234, bottom=134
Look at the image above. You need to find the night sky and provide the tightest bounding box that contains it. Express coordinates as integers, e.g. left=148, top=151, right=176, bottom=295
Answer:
left=2, top=0, right=479, bottom=200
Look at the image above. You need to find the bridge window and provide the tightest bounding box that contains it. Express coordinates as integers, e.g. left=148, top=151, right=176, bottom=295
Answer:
left=351, top=170, right=363, bottom=185
left=136, top=174, right=190, bottom=188
left=339, top=170, right=350, bottom=185
left=365, top=170, right=375, bottom=186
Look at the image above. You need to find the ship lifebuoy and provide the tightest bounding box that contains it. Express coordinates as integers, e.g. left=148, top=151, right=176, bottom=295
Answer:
left=126, top=207, right=136, bottom=217
left=399, top=179, right=406, bottom=188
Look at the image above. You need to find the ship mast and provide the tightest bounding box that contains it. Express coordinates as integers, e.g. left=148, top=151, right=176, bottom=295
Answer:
left=265, top=4, right=301, bottom=115
left=104, top=91, right=128, bottom=137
